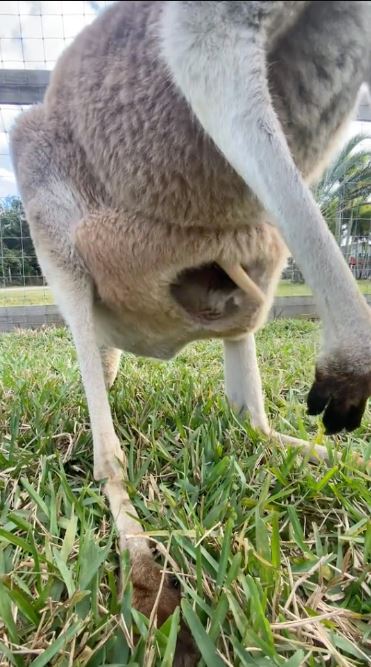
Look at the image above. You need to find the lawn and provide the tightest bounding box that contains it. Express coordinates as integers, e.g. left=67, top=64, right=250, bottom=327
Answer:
left=277, top=280, right=371, bottom=297
left=0, top=320, right=370, bottom=666
left=0, top=287, right=54, bottom=308
left=1, top=281, right=371, bottom=307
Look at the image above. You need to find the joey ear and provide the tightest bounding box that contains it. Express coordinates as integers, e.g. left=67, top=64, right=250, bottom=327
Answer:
left=218, top=262, right=264, bottom=305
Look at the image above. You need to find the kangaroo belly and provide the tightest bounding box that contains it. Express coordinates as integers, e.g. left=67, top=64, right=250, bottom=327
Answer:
left=76, top=212, right=287, bottom=359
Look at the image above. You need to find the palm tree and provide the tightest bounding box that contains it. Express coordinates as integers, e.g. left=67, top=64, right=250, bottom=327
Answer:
left=285, top=135, right=371, bottom=282
left=314, top=134, right=371, bottom=280
left=314, top=133, right=371, bottom=242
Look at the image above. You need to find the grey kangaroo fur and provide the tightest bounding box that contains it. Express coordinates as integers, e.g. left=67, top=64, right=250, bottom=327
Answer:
left=10, top=2, right=371, bottom=663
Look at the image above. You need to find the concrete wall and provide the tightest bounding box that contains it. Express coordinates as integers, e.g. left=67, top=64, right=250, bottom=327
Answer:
left=1, top=295, right=370, bottom=332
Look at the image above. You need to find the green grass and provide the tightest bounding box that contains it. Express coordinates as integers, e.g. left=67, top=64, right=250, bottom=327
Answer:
left=1, top=280, right=371, bottom=307
left=277, top=280, right=371, bottom=297
left=0, top=320, right=370, bottom=666
left=0, top=287, right=54, bottom=307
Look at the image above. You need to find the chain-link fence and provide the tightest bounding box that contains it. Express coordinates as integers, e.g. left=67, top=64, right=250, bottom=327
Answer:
left=0, top=1, right=113, bottom=311
left=283, top=173, right=371, bottom=289
left=0, top=0, right=370, bottom=325
left=0, top=1, right=113, bottom=69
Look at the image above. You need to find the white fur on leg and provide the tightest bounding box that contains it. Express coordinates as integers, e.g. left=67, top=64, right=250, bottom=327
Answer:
left=224, top=334, right=269, bottom=433
left=105, top=479, right=151, bottom=556
left=66, top=297, right=124, bottom=480
left=35, top=249, right=124, bottom=482
left=224, top=334, right=330, bottom=461
left=100, top=346, right=122, bottom=390
left=35, top=241, right=154, bottom=557
left=269, top=430, right=329, bottom=461
left=39, top=259, right=152, bottom=549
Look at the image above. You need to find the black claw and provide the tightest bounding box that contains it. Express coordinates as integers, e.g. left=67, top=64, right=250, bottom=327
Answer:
left=307, top=366, right=370, bottom=434
left=323, top=400, right=348, bottom=435
left=324, top=423, right=343, bottom=436
left=169, top=574, right=180, bottom=590
left=344, top=400, right=367, bottom=432
left=307, top=383, right=329, bottom=416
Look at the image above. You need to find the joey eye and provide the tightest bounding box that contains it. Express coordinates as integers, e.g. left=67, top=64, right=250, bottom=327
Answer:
left=169, top=574, right=180, bottom=589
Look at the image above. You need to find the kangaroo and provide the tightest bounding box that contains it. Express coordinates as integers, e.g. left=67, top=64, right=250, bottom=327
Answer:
left=10, top=2, right=371, bottom=663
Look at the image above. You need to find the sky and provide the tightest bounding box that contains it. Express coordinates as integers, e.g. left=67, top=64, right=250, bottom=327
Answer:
left=0, top=0, right=370, bottom=198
